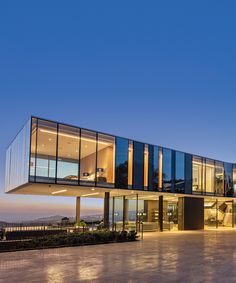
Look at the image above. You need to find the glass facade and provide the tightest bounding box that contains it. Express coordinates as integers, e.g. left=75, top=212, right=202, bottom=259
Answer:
left=115, top=137, right=128, bottom=188
left=175, top=151, right=185, bottom=193
left=97, top=134, right=115, bottom=187
left=205, top=159, right=215, bottom=194
left=215, top=162, right=224, bottom=195
left=80, top=130, right=96, bottom=186
left=25, top=117, right=236, bottom=201
left=133, top=141, right=144, bottom=190
left=57, top=124, right=80, bottom=184
left=225, top=163, right=233, bottom=197
left=35, top=119, right=57, bottom=183
left=162, top=148, right=172, bottom=192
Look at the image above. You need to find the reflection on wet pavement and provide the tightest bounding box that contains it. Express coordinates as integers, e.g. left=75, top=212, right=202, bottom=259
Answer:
left=1, top=230, right=236, bottom=282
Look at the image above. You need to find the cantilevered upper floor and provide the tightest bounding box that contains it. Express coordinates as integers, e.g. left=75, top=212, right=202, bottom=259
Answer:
left=5, top=116, right=236, bottom=198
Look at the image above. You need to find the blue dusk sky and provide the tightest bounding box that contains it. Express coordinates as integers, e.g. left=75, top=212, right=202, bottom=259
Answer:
left=1, top=1, right=236, bottom=221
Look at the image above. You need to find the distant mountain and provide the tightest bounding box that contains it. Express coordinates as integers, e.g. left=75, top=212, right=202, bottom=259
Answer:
left=27, top=215, right=75, bottom=224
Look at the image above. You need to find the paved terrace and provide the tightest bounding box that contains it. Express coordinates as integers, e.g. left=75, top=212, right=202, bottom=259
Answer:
left=1, top=230, right=236, bottom=283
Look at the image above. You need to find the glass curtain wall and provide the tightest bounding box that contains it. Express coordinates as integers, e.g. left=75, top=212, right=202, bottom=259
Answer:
left=144, top=144, right=149, bottom=190
left=30, top=118, right=37, bottom=181
left=192, top=156, right=204, bottom=194
left=80, top=130, right=96, bottom=186
left=225, top=163, right=233, bottom=197
left=148, top=145, right=159, bottom=191
left=215, top=162, right=224, bottom=195
left=35, top=119, right=57, bottom=183
left=205, top=159, right=215, bottom=194
left=175, top=151, right=185, bottom=193
left=233, top=165, right=236, bottom=196
left=162, top=148, right=172, bottom=192
left=115, top=138, right=128, bottom=188
left=97, top=134, right=115, bottom=187
left=57, top=124, right=80, bottom=184
left=128, top=141, right=133, bottom=189
left=133, top=141, right=144, bottom=190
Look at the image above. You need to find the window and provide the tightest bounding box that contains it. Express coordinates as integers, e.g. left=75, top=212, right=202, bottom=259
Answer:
left=205, top=159, right=215, bottom=194
left=97, top=133, right=115, bottom=187
left=233, top=165, right=236, bottom=196
left=80, top=130, right=96, bottom=186
left=162, top=148, right=172, bottom=192
left=225, top=163, right=233, bottom=197
left=148, top=145, right=159, bottom=191
left=128, top=141, right=133, bottom=188
left=35, top=119, right=57, bottom=183
left=115, top=137, right=128, bottom=188
left=215, top=162, right=224, bottom=195
left=30, top=117, right=37, bottom=181
left=57, top=124, right=80, bottom=184
left=144, top=144, right=149, bottom=189
left=133, top=141, right=144, bottom=190
left=192, top=156, right=203, bottom=193
left=175, top=151, right=185, bottom=193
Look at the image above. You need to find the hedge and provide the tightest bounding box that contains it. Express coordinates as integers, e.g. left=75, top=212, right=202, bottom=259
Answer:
left=0, top=230, right=138, bottom=252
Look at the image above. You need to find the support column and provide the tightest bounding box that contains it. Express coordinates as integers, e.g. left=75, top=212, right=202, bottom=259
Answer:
left=178, top=197, right=204, bottom=230
left=122, top=196, right=128, bottom=231
left=104, top=192, right=110, bottom=229
left=76, top=196, right=81, bottom=224
left=159, top=195, right=163, bottom=232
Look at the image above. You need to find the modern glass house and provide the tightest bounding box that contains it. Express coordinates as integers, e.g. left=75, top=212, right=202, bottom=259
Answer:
left=5, top=117, right=236, bottom=231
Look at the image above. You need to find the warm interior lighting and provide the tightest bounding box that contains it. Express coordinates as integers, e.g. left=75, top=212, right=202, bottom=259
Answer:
left=40, top=129, right=110, bottom=145
left=51, top=189, right=68, bottom=195
left=81, top=192, right=99, bottom=197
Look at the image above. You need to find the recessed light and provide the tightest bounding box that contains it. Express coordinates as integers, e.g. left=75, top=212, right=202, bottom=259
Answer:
left=91, top=188, right=95, bottom=191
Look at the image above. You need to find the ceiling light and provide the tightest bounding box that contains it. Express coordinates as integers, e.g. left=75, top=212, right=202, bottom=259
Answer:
left=81, top=192, right=99, bottom=197
left=51, top=189, right=67, bottom=195
left=40, top=129, right=110, bottom=145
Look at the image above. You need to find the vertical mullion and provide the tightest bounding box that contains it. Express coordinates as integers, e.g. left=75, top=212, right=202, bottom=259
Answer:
left=95, top=132, right=98, bottom=187
left=34, top=118, right=39, bottom=183
left=55, top=123, right=59, bottom=184
left=78, top=128, right=81, bottom=186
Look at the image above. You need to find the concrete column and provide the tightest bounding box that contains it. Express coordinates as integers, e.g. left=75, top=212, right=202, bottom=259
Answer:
left=178, top=197, right=204, bottom=230
left=76, top=197, right=81, bottom=224
left=104, top=192, right=110, bottom=229
left=159, top=196, right=163, bottom=232
left=122, top=196, right=129, bottom=230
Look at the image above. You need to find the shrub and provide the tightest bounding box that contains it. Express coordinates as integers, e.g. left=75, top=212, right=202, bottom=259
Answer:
left=0, top=230, right=138, bottom=252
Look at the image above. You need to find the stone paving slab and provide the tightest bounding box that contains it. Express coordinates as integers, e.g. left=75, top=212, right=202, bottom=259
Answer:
left=1, top=230, right=236, bottom=283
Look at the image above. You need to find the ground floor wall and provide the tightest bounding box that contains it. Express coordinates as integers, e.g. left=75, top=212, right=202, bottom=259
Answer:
left=100, top=194, right=236, bottom=232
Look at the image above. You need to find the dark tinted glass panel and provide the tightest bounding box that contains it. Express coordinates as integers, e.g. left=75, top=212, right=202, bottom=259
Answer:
left=115, top=137, right=128, bottom=188
left=162, top=148, right=172, bottom=192
left=175, top=151, right=185, bottom=193
left=97, top=134, right=115, bottom=187
left=80, top=130, right=96, bottom=186
left=185, top=154, right=192, bottom=194
left=133, top=141, right=144, bottom=190
left=215, top=162, right=224, bottom=195
left=57, top=124, right=80, bottom=184
left=148, top=145, right=159, bottom=191
left=224, top=163, right=233, bottom=197
left=30, top=117, right=37, bottom=182
left=35, top=119, right=57, bottom=183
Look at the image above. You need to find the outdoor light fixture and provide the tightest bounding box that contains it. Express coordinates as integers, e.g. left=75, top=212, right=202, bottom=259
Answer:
left=51, top=189, right=67, bottom=195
